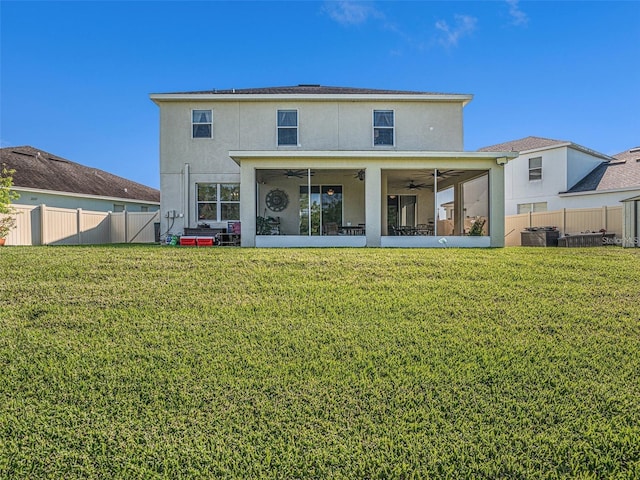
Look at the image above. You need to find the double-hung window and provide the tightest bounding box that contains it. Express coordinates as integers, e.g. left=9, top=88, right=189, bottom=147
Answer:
left=277, top=110, right=298, bottom=146
left=197, top=183, right=240, bottom=221
left=192, top=110, right=212, bottom=138
left=528, top=157, right=542, bottom=181
left=373, top=110, right=394, bottom=146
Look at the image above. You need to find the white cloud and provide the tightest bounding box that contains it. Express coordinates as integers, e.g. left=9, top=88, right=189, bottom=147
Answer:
left=435, top=14, right=477, bottom=48
left=323, top=1, right=383, bottom=26
left=506, top=0, right=528, bottom=26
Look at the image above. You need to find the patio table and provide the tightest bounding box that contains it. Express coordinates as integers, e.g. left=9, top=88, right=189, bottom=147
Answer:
left=340, top=225, right=365, bottom=235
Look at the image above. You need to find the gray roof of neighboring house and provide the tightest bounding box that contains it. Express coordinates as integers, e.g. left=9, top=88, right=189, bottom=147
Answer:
left=564, top=146, right=640, bottom=193
left=478, top=135, right=613, bottom=160
left=157, top=84, right=467, bottom=96
left=0, top=146, right=160, bottom=203
left=478, top=136, right=569, bottom=153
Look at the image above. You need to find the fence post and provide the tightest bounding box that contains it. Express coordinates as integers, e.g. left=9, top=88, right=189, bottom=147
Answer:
left=124, top=210, right=129, bottom=243
left=528, top=211, right=532, bottom=228
left=77, top=208, right=83, bottom=245
left=562, top=208, right=567, bottom=236
left=40, top=204, right=47, bottom=246
left=602, top=205, right=607, bottom=231
left=107, top=211, right=112, bottom=244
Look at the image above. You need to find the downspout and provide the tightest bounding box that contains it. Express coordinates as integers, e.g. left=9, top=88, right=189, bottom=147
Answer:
left=183, top=163, right=190, bottom=228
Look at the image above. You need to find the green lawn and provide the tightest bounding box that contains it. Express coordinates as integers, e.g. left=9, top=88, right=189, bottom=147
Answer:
left=1, top=246, right=639, bottom=479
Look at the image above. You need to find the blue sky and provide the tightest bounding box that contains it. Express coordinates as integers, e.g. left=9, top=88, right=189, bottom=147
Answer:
left=1, top=1, right=638, bottom=189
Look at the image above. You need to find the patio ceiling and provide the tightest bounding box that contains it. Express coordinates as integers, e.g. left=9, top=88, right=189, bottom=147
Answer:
left=385, top=169, right=487, bottom=191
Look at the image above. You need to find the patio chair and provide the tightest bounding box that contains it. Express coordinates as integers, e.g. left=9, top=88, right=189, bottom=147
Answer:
left=323, top=222, right=339, bottom=235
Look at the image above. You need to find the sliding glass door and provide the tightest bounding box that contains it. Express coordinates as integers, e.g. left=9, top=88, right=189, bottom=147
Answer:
left=387, top=195, right=417, bottom=229
left=299, top=185, right=343, bottom=235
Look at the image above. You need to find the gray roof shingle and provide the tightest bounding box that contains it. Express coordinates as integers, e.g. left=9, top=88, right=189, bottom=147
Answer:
left=478, top=136, right=613, bottom=161
left=477, top=136, right=569, bottom=152
left=565, top=146, right=640, bottom=193
left=159, top=84, right=467, bottom=96
left=0, top=146, right=160, bottom=203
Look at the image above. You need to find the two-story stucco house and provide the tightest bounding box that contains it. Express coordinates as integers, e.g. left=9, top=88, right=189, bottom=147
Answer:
left=479, top=137, right=640, bottom=215
left=150, top=85, right=516, bottom=247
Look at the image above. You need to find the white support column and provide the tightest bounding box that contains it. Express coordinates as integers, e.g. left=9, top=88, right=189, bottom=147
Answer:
left=380, top=170, right=388, bottom=236
left=240, top=163, right=256, bottom=247
left=454, top=185, right=463, bottom=236
left=433, top=169, right=438, bottom=236
left=489, top=165, right=505, bottom=247
left=365, top=166, right=382, bottom=247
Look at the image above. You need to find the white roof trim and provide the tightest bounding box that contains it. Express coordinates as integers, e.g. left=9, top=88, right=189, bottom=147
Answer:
left=229, top=150, right=517, bottom=161
left=13, top=186, right=160, bottom=205
left=559, top=186, right=640, bottom=197
left=151, top=93, right=474, bottom=105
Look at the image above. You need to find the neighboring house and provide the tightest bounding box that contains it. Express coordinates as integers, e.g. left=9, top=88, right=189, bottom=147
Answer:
left=621, top=193, right=640, bottom=248
left=563, top=146, right=640, bottom=207
left=151, top=85, right=516, bottom=247
left=0, top=146, right=160, bottom=212
left=479, top=137, right=640, bottom=215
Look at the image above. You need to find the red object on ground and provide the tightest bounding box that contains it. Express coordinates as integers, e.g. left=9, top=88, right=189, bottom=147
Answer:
left=179, top=237, right=196, bottom=246
left=196, top=237, right=214, bottom=247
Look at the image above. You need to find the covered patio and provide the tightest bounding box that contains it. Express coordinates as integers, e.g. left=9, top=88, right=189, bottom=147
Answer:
left=231, top=151, right=515, bottom=247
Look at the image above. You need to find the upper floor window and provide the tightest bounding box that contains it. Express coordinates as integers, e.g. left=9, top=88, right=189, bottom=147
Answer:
left=192, top=110, right=212, bottom=138
left=373, top=110, right=394, bottom=146
left=528, top=157, right=542, bottom=181
left=277, top=110, right=298, bottom=146
left=197, top=183, right=240, bottom=221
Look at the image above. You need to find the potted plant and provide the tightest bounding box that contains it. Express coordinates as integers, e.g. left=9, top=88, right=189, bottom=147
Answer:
left=467, top=217, right=486, bottom=236
left=0, top=164, right=20, bottom=245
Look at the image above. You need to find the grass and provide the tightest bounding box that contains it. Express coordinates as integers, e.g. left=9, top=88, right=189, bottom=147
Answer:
left=0, top=245, right=639, bottom=479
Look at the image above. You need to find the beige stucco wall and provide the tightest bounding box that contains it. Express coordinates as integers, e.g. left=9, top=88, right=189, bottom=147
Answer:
left=157, top=97, right=466, bottom=234
left=159, top=100, right=464, bottom=167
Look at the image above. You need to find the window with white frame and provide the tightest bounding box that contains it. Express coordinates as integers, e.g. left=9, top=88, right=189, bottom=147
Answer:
left=528, top=156, right=542, bottom=181
left=517, top=202, right=547, bottom=214
left=192, top=110, right=212, bottom=138
left=277, top=110, right=298, bottom=145
left=373, top=110, right=394, bottom=146
left=197, top=183, right=240, bottom=221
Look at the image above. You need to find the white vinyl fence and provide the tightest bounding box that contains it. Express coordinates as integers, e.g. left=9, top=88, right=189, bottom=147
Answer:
left=4, top=204, right=160, bottom=246
left=505, top=206, right=622, bottom=246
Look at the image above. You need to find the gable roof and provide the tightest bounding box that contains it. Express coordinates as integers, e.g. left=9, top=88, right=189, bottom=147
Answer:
left=478, top=136, right=569, bottom=153
left=478, top=135, right=613, bottom=161
left=563, top=146, right=640, bottom=194
left=0, top=146, right=160, bottom=203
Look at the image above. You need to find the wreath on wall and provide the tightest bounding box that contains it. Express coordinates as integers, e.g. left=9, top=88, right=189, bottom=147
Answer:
left=265, top=189, right=289, bottom=212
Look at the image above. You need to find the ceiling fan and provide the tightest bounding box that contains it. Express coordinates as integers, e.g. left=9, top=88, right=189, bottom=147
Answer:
left=405, top=180, right=430, bottom=191
left=284, top=169, right=314, bottom=178
left=432, top=170, right=461, bottom=178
